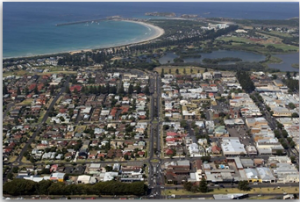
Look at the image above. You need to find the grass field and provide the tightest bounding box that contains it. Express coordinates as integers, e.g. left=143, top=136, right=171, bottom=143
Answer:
left=21, top=157, right=31, bottom=164
left=75, top=125, right=87, bottom=133
left=165, top=187, right=299, bottom=195
left=260, top=30, right=293, bottom=38
left=217, top=35, right=299, bottom=53
left=37, top=110, right=46, bottom=123
left=8, top=155, right=18, bottom=163
left=269, top=43, right=299, bottom=52
left=18, top=99, right=33, bottom=106
left=248, top=195, right=278, bottom=200
left=217, top=36, right=253, bottom=44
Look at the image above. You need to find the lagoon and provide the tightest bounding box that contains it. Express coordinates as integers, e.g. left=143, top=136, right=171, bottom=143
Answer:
left=159, top=50, right=266, bottom=65
left=268, top=53, right=299, bottom=72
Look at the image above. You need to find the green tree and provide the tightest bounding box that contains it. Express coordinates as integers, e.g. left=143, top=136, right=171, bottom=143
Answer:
left=37, top=180, right=53, bottom=195
left=175, top=69, right=179, bottom=74
left=180, top=120, right=188, bottom=129
left=183, top=182, right=193, bottom=191
left=161, top=68, right=165, bottom=78
left=290, top=141, right=296, bottom=148
left=12, top=166, right=19, bottom=173
left=238, top=181, right=250, bottom=191
left=3, top=84, right=8, bottom=94
left=286, top=71, right=291, bottom=79
left=144, top=86, right=150, bottom=95
left=118, top=82, right=125, bottom=95
left=50, top=86, right=55, bottom=95
left=34, top=86, right=39, bottom=94
left=277, top=122, right=284, bottom=130
left=66, top=86, right=71, bottom=94
left=292, top=113, right=299, bottom=117
left=201, top=155, right=211, bottom=162
left=199, top=177, right=208, bottom=193
left=17, top=87, right=21, bottom=95
left=288, top=103, right=296, bottom=109
left=272, top=74, right=278, bottom=80
left=24, top=87, right=29, bottom=95
left=276, top=150, right=283, bottom=155
left=128, top=84, right=134, bottom=94
left=290, top=156, right=296, bottom=163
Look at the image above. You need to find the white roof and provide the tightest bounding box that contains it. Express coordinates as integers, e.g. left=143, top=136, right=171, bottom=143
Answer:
left=77, top=175, right=91, bottom=182
left=221, top=137, right=246, bottom=154
left=90, top=163, right=101, bottom=168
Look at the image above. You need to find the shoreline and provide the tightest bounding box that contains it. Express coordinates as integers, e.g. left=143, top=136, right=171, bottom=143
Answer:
left=3, top=20, right=165, bottom=60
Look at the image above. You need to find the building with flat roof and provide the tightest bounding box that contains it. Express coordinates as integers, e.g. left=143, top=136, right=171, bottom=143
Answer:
left=76, top=175, right=96, bottom=184
left=244, top=168, right=259, bottom=182
left=273, top=163, right=299, bottom=183
left=221, top=137, right=246, bottom=156
left=256, top=167, right=276, bottom=183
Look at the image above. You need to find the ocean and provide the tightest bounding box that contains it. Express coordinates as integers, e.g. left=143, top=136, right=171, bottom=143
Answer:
left=3, top=2, right=299, bottom=58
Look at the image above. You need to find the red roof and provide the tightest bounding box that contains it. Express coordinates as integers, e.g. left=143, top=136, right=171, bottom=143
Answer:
left=37, top=83, right=44, bottom=91
left=166, top=138, right=176, bottom=142
left=120, top=106, right=129, bottom=114
left=70, top=85, right=82, bottom=92
left=165, top=149, right=174, bottom=155
left=29, top=83, right=37, bottom=91
left=110, top=107, right=118, bottom=116
left=59, top=108, right=67, bottom=113
left=212, top=145, right=221, bottom=153
left=42, top=75, right=50, bottom=79
left=166, top=132, right=178, bottom=136
left=139, top=115, right=146, bottom=119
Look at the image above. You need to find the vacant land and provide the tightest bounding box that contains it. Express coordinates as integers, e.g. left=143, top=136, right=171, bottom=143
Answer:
left=154, top=66, right=210, bottom=75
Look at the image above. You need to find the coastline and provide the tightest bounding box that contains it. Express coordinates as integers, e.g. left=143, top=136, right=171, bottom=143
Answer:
left=3, top=20, right=165, bottom=60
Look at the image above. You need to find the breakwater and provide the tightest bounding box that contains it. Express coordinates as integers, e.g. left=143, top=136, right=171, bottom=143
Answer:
left=55, top=16, right=123, bottom=26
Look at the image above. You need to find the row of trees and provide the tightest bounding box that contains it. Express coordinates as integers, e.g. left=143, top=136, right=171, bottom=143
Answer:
left=183, top=177, right=208, bottom=193
left=236, top=71, right=255, bottom=93
left=3, top=179, right=147, bottom=196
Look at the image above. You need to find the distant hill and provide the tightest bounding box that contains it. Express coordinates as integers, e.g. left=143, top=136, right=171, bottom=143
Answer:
left=145, top=12, right=176, bottom=17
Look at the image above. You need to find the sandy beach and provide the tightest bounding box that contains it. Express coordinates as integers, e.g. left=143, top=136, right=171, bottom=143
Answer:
left=70, top=20, right=165, bottom=55
left=4, top=20, right=165, bottom=59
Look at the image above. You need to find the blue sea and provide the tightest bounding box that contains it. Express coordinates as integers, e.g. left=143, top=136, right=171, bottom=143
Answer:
left=3, top=2, right=299, bottom=58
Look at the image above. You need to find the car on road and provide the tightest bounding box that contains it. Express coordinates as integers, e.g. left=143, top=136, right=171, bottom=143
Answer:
left=220, top=185, right=225, bottom=188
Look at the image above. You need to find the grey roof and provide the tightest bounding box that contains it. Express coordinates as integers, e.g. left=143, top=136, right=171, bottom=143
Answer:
left=177, top=160, right=190, bottom=166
